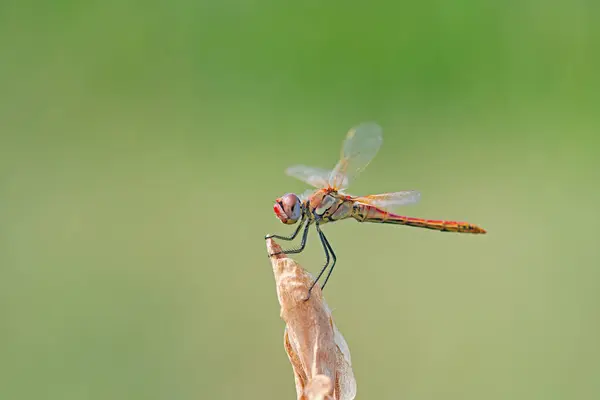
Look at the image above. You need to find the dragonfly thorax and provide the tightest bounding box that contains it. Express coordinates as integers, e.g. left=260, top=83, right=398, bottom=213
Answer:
left=273, top=193, right=303, bottom=225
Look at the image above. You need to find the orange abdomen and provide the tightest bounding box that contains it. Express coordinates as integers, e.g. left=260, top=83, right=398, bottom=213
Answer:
left=354, top=204, right=487, bottom=234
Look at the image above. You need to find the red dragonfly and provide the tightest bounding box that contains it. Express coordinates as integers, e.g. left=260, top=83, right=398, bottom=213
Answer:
left=266, top=122, right=486, bottom=295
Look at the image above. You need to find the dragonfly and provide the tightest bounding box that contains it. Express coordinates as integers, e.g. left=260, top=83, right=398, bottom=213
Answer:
left=266, top=122, right=486, bottom=296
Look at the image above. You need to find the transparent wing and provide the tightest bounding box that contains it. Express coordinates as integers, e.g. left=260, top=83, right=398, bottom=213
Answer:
left=349, top=190, right=421, bottom=209
left=297, top=188, right=315, bottom=202
left=329, top=122, right=383, bottom=190
left=285, top=165, right=333, bottom=188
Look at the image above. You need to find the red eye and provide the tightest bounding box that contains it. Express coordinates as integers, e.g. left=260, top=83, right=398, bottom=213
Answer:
left=274, top=201, right=287, bottom=221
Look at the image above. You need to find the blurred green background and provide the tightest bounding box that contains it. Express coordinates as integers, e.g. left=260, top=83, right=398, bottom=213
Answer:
left=1, top=1, right=599, bottom=399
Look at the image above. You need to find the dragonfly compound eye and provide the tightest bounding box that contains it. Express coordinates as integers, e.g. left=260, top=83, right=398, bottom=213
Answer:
left=273, top=199, right=289, bottom=224
left=281, top=193, right=301, bottom=224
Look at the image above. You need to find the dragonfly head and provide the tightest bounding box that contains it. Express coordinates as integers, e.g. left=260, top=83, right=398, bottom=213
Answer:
left=273, top=193, right=302, bottom=225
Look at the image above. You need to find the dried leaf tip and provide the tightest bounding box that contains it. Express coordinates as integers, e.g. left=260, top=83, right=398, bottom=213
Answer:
left=266, top=238, right=356, bottom=400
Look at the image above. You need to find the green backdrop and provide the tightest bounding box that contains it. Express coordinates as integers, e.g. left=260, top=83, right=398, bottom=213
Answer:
left=1, top=1, right=599, bottom=399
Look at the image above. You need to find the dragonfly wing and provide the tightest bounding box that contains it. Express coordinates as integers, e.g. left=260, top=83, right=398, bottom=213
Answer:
left=285, top=165, right=332, bottom=188
left=297, top=188, right=315, bottom=202
left=350, top=190, right=421, bottom=209
left=329, top=122, right=383, bottom=190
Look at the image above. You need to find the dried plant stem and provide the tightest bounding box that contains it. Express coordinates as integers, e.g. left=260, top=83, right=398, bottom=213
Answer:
left=267, top=238, right=356, bottom=400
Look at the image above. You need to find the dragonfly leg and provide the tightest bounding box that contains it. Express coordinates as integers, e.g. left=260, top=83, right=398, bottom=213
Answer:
left=265, top=214, right=306, bottom=241
left=318, top=230, right=336, bottom=291
left=306, top=223, right=331, bottom=299
left=268, top=220, right=311, bottom=257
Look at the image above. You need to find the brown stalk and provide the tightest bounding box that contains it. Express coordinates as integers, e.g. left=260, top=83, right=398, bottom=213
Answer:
left=267, top=238, right=356, bottom=400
